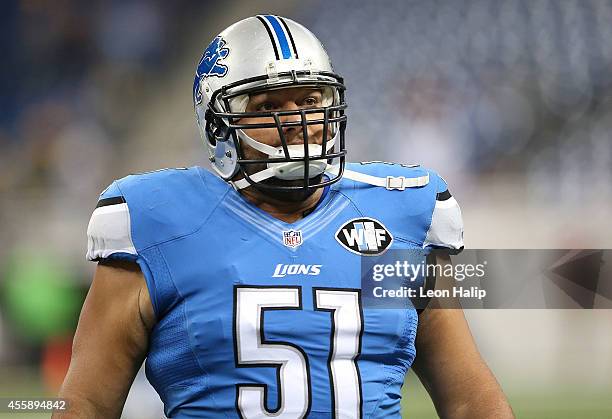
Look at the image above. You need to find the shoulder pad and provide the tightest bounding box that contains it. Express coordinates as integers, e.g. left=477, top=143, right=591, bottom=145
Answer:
left=86, top=167, right=227, bottom=261
left=424, top=174, right=464, bottom=252
left=86, top=182, right=136, bottom=261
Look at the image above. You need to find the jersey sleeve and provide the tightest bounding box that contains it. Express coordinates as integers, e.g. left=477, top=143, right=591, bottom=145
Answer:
left=423, top=174, right=464, bottom=253
left=86, top=181, right=138, bottom=262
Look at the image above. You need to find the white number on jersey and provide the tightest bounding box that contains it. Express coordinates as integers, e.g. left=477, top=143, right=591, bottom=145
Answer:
left=234, top=286, right=363, bottom=419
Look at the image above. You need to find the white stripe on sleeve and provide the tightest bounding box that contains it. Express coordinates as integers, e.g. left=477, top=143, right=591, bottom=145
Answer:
left=86, top=203, right=137, bottom=260
left=423, top=197, right=464, bottom=250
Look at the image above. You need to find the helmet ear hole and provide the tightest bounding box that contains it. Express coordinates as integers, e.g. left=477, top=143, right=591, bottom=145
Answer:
left=205, top=109, right=229, bottom=146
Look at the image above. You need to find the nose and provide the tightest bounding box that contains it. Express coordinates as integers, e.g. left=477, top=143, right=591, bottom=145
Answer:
left=278, top=102, right=305, bottom=144
left=279, top=102, right=301, bottom=126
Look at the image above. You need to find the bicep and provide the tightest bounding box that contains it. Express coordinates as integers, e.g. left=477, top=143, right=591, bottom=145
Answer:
left=56, top=260, right=154, bottom=418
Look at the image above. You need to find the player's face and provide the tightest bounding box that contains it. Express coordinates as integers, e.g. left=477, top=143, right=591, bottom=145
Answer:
left=238, top=86, right=331, bottom=165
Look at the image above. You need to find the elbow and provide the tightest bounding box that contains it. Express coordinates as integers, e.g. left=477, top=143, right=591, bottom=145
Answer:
left=53, top=390, right=120, bottom=419
left=445, top=389, right=514, bottom=419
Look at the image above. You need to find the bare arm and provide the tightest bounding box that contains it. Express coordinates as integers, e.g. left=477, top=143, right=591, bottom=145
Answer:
left=412, top=254, right=514, bottom=419
left=54, top=260, right=156, bottom=419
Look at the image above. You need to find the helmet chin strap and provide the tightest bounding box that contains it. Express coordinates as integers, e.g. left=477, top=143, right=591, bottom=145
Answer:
left=231, top=130, right=337, bottom=190
left=231, top=162, right=431, bottom=191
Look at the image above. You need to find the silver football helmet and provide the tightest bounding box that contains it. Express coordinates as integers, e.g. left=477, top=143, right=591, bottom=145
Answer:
left=193, top=15, right=347, bottom=193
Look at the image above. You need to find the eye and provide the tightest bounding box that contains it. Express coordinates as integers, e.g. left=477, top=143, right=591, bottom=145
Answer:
left=256, top=102, right=277, bottom=112
left=301, top=95, right=321, bottom=107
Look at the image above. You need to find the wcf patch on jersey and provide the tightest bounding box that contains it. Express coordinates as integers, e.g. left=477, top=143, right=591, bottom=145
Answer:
left=336, top=217, right=393, bottom=256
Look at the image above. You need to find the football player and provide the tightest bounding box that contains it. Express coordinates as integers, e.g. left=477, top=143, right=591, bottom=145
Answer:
left=56, top=16, right=513, bottom=418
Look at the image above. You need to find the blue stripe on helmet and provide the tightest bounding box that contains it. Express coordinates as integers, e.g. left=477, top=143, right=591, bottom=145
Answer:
left=264, top=15, right=292, bottom=59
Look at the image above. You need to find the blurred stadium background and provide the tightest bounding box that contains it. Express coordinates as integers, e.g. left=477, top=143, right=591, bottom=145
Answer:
left=1, top=0, right=611, bottom=417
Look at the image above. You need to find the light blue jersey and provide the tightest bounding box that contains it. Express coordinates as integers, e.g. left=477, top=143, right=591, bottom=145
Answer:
left=86, top=162, right=463, bottom=418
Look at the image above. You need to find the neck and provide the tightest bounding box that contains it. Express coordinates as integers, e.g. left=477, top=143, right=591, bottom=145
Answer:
left=240, top=187, right=324, bottom=223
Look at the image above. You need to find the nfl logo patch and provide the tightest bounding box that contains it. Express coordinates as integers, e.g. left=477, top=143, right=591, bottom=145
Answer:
left=282, top=230, right=303, bottom=248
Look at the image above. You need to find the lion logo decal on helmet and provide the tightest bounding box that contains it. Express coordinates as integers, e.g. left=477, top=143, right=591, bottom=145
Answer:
left=194, top=36, right=230, bottom=104
left=198, top=36, right=230, bottom=78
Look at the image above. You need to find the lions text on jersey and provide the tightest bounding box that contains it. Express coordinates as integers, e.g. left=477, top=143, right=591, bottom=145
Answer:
left=86, top=162, right=463, bottom=418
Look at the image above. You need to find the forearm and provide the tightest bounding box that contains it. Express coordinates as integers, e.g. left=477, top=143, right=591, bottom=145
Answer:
left=53, top=388, right=122, bottom=419
left=53, top=348, right=141, bottom=419
left=437, top=375, right=514, bottom=419
left=448, top=392, right=513, bottom=419
left=414, top=301, right=514, bottom=419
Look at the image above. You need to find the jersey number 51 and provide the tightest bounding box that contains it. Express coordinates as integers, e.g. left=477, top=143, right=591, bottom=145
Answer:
left=234, top=286, right=363, bottom=418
